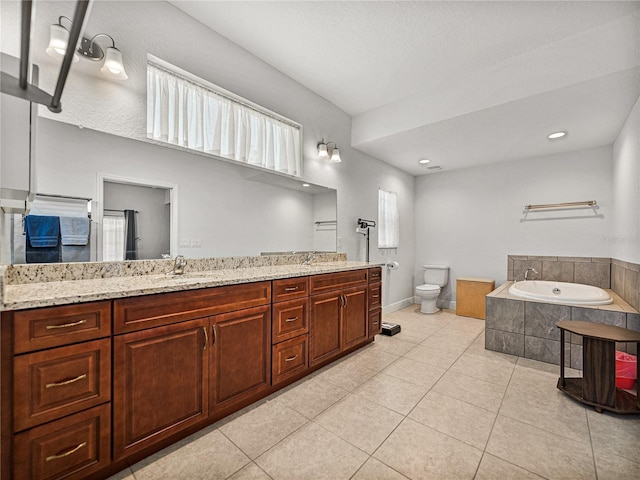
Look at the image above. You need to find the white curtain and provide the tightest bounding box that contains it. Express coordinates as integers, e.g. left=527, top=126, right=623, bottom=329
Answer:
left=103, top=215, right=125, bottom=261
left=378, top=189, right=399, bottom=248
left=147, top=63, right=302, bottom=176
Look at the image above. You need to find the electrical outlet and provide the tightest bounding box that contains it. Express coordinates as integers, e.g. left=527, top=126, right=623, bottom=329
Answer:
left=337, top=237, right=343, bottom=248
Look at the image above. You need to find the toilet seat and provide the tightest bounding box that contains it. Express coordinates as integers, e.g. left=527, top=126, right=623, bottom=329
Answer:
left=416, top=284, right=440, bottom=292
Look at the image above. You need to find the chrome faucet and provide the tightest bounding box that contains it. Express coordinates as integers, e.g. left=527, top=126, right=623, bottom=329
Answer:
left=302, top=252, right=316, bottom=265
left=167, top=255, right=187, bottom=275
left=524, top=267, right=538, bottom=281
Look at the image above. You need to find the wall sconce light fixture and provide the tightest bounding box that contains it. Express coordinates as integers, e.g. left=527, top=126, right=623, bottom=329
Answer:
left=46, top=16, right=128, bottom=80
left=317, top=139, right=342, bottom=163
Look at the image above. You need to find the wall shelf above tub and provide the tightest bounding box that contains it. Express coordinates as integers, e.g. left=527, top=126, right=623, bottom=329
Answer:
left=521, top=200, right=602, bottom=222
left=524, top=200, right=597, bottom=211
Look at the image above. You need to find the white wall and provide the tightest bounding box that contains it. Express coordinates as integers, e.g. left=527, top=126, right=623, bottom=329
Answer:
left=414, top=146, right=614, bottom=303
left=0, top=1, right=416, bottom=308
left=612, top=96, right=640, bottom=264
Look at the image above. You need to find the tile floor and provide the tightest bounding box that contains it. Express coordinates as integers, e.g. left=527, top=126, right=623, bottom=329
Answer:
left=109, top=306, right=640, bottom=480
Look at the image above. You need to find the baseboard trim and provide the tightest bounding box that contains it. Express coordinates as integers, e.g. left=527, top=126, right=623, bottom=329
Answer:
left=382, top=297, right=415, bottom=315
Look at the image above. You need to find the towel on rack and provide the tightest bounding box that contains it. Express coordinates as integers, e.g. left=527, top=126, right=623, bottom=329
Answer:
left=25, top=215, right=60, bottom=263
left=62, top=245, right=90, bottom=262
left=60, top=216, right=90, bottom=245
left=25, top=215, right=60, bottom=247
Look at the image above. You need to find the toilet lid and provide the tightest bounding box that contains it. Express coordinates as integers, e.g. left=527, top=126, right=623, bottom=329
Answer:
left=416, top=284, right=440, bottom=292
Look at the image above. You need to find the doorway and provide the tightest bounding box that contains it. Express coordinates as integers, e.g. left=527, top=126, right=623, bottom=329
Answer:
left=97, top=174, right=177, bottom=261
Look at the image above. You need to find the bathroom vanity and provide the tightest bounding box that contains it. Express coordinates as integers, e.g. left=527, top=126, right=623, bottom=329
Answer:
left=0, top=258, right=382, bottom=480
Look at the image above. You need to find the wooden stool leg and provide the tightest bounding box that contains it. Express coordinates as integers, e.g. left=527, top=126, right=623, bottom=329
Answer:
left=582, top=337, right=616, bottom=407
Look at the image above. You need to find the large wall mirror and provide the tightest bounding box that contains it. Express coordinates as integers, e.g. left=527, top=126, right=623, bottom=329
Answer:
left=2, top=118, right=337, bottom=265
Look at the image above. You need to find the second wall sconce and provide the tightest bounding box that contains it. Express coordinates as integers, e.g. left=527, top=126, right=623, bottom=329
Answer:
left=46, top=15, right=128, bottom=80
left=317, top=139, right=342, bottom=163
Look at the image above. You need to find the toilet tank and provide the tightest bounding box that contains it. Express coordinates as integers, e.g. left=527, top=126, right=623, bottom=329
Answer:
left=423, top=265, right=450, bottom=287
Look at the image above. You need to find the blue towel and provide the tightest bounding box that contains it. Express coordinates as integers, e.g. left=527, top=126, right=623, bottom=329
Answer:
left=60, top=216, right=90, bottom=246
left=25, top=215, right=60, bottom=247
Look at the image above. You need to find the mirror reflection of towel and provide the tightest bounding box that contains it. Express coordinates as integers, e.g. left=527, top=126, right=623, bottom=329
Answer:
left=60, top=217, right=90, bottom=245
left=25, top=215, right=60, bottom=263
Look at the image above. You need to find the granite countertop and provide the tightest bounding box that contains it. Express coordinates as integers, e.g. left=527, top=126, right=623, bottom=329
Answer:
left=1, top=260, right=378, bottom=311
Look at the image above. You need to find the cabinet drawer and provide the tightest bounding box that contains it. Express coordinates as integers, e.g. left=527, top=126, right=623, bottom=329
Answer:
left=368, top=284, right=382, bottom=311
left=309, top=269, right=368, bottom=294
left=369, top=267, right=382, bottom=283
left=272, top=277, right=308, bottom=302
left=14, top=338, right=111, bottom=432
left=13, top=301, right=111, bottom=354
left=114, top=281, right=271, bottom=333
left=369, top=309, right=382, bottom=338
left=272, top=298, right=308, bottom=344
left=272, top=335, right=308, bottom=385
left=14, top=404, right=111, bottom=480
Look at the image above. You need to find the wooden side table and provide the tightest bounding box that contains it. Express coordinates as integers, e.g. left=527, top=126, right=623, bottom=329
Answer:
left=556, top=321, right=640, bottom=414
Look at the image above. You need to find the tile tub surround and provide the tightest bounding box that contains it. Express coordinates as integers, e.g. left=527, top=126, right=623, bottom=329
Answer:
left=508, top=255, right=640, bottom=311
left=0, top=253, right=388, bottom=311
left=486, top=282, right=640, bottom=368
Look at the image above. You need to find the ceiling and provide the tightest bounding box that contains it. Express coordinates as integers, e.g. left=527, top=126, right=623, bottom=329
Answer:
left=169, top=1, right=640, bottom=176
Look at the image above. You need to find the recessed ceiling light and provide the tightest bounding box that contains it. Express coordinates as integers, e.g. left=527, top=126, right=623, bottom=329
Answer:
left=548, top=131, right=567, bottom=139
left=302, top=183, right=310, bottom=187
left=427, top=165, right=442, bottom=171
left=418, top=159, right=431, bottom=165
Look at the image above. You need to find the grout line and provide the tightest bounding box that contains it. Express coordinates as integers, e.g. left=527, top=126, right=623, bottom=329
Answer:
left=585, top=410, right=600, bottom=480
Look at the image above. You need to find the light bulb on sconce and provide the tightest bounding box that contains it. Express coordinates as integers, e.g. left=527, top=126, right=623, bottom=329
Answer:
left=317, top=139, right=342, bottom=163
left=45, top=17, right=128, bottom=80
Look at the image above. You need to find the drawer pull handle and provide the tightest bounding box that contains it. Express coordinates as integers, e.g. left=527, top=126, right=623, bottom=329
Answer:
left=45, top=373, right=87, bottom=389
left=285, top=354, right=299, bottom=362
left=372, top=295, right=380, bottom=298
left=45, top=319, right=88, bottom=330
left=45, top=442, right=87, bottom=462
left=285, top=317, right=298, bottom=323
left=284, top=287, right=299, bottom=292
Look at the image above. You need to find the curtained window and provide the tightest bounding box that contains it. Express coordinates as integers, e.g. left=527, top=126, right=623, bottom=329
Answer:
left=147, top=61, right=302, bottom=176
left=378, top=189, right=399, bottom=248
left=103, top=215, right=125, bottom=261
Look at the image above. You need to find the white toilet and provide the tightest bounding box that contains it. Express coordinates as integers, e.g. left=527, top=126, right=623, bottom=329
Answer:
left=415, top=265, right=450, bottom=314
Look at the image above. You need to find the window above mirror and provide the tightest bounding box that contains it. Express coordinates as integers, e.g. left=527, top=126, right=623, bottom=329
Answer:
left=146, top=56, right=302, bottom=177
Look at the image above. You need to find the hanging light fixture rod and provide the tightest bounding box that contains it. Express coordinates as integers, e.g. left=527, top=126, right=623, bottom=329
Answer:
left=1, top=0, right=91, bottom=113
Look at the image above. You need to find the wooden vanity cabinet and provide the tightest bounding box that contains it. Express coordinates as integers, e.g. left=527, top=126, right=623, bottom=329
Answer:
left=2, top=301, right=112, bottom=480
left=112, top=318, right=209, bottom=461
left=2, top=268, right=379, bottom=480
left=309, top=270, right=369, bottom=366
left=271, top=277, right=309, bottom=386
left=209, top=305, right=271, bottom=414
left=112, top=282, right=271, bottom=460
left=368, top=267, right=382, bottom=338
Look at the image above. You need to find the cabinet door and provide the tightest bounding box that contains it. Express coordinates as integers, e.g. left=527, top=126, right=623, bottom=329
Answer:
left=309, top=291, right=342, bottom=367
left=342, top=286, right=368, bottom=350
left=210, top=305, right=271, bottom=413
left=113, top=318, right=209, bottom=460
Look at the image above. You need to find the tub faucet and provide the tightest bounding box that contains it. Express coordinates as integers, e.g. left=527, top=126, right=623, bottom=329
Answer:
left=524, top=267, right=538, bottom=281
left=167, top=255, right=187, bottom=275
